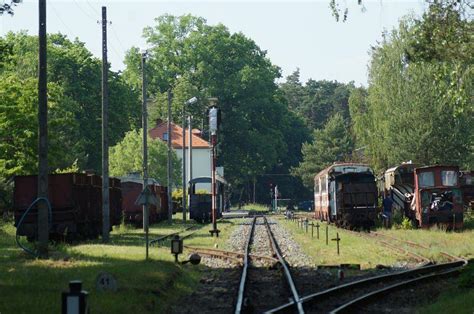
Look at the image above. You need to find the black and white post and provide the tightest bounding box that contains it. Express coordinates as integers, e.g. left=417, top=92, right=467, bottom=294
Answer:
left=101, top=6, right=110, bottom=243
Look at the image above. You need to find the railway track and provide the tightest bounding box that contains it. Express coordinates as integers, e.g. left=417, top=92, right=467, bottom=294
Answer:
left=266, top=258, right=466, bottom=313
left=267, top=214, right=468, bottom=313
left=149, top=226, right=198, bottom=246
left=235, top=216, right=304, bottom=314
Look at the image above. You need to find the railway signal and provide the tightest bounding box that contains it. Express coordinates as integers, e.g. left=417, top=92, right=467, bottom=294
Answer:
left=208, top=98, right=220, bottom=237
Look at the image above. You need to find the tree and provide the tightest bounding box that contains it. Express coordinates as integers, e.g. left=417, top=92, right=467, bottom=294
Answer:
left=293, top=113, right=354, bottom=188
left=123, top=15, right=293, bottom=192
left=0, top=32, right=141, bottom=173
left=109, top=129, right=181, bottom=185
left=350, top=4, right=473, bottom=171
left=280, top=71, right=355, bottom=131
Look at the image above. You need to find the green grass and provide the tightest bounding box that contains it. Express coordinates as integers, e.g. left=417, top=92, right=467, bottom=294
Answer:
left=374, top=216, right=474, bottom=261
left=278, top=217, right=408, bottom=268
left=239, top=203, right=270, bottom=212
left=0, top=215, right=237, bottom=314
left=418, top=263, right=474, bottom=313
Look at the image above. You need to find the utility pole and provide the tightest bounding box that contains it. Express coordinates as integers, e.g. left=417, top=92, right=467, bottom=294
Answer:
left=167, top=89, right=173, bottom=223
left=141, top=51, right=149, bottom=259
left=188, top=115, right=193, bottom=208
left=101, top=6, right=110, bottom=243
left=37, top=0, right=48, bottom=258
left=182, top=107, right=187, bottom=223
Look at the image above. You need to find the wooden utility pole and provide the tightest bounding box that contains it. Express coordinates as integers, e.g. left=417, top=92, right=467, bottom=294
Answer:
left=141, top=52, right=149, bottom=259
left=167, top=90, right=173, bottom=223
left=37, top=0, right=49, bottom=258
left=101, top=6, right=110, bottom=243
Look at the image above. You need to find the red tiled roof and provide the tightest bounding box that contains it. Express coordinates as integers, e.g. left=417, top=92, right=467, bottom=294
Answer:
left=149, top=121, right=210, bottom=149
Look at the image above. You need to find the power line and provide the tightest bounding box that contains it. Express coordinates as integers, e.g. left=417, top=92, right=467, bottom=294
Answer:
left=49, top=2, right=76, bottom=38
left=110, top=23, right=127, bottom=52
left=71, top=0, right=96, bottom=22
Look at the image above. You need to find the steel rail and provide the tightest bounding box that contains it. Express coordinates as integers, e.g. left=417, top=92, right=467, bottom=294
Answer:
left=265, top=259, right=466, bottom=313
left=369, top=231, right=464, bottom=262
left=263, top=216, right=305, bottom=314
left=235, top=216, right=257, bottom=314
left=330, top=264, right=465, bottom=313
left=149, top=226, right=197, bottom=246
left=185, top=245, right=278, bottom=264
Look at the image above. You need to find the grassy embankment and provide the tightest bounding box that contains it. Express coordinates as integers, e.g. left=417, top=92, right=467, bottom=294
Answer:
left=280, top=213, right=474, bottom=312
left=0, top=215, right=238, bottom=314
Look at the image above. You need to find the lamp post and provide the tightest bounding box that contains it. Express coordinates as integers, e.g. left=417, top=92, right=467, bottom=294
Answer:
left=182, top=97, right=198, bottom=223
left=208, top=98, right=219, bottom=237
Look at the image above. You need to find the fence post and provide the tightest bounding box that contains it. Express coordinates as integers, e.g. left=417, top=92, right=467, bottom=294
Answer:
left=325, top=225, right=328, bottom=245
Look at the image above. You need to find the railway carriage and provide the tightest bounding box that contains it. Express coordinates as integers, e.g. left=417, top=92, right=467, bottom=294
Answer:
left=121, top=176, right=169, bottom=227
left=382, top=164, right=464, bottom=228
left=314, top=163, right=377, bottom=229
left=188, top=176, right=227, bottom=223
left=14, top=173, right=122, bottom=241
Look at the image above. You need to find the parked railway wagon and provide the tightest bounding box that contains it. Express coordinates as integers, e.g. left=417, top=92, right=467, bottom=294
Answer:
left=382, top=163, right=417, bottom=217
left=14, top=173, right=122, bottom=241
left=383, top=165, right=464, bottom=228
left=314, top=163, right=377, bottom=229
left=121, top=177, right=169, bottom=227
left=460, top=171, right=474, bottom=210
left=188, top=176, right=227, bottom=223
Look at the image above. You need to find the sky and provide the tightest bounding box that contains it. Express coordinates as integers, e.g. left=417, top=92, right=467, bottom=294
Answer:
left=0, top=0, right=428, bottom=86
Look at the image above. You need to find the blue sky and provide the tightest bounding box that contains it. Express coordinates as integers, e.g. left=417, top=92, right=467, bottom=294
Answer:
left=0, top=0, right=427, bottom=86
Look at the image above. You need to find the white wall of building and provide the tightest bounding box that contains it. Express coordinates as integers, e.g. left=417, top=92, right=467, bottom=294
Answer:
left=176, top=147, right=211, bottom=184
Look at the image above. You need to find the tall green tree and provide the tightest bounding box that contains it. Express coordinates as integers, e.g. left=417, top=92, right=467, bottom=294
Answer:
left=0, top=32, right=141, bottom=173
left=350, top=3, right=473, bottom=171
left=123, top=15, right=292, bottom=191
left=293, top=113, right=354, bottom=188
left=109, top=129, right=181, bottom=185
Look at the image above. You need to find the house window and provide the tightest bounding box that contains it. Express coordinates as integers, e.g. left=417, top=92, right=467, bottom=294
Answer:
left=163, top=132, right=168, bottom=141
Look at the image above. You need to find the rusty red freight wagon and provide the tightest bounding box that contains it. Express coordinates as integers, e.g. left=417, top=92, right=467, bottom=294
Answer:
left=121, top=178, right=169, bottom=227
left=13, top=173, right=122, bottom=241
left=410, top=165, right=464, bottom=229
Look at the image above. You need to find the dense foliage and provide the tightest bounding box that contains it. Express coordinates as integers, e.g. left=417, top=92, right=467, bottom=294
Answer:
left=109, top=129, right=181, bottom=184
left=123, top=15, right=311, bottom=202
left=350, top=4, right=473, bottom=171
left=0, top=32, right=141, bottom=175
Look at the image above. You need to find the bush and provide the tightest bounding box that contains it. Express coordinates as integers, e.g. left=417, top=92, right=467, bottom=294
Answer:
left=401, top=217, right=413, bottom=230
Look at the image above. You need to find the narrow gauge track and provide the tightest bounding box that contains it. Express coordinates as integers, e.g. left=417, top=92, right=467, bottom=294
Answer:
left=149, top=226, right=198, bottom=246
left=266, top=258, right=467, bottom=313
left=235, top=216, right=304, bottom=314
left=268, top=214, right=467, bottom=313
left=184, top=245, right=278, bottom=265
